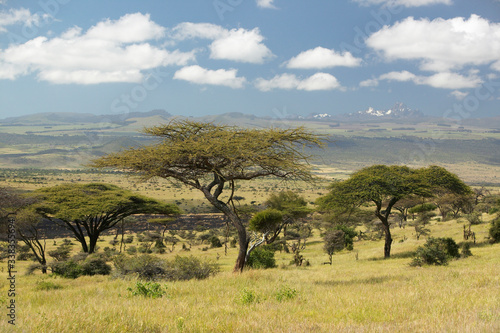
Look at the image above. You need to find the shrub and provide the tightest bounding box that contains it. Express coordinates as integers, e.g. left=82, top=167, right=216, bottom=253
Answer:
left=209, top=236, right=222, bottom=248
left=237, top=288, right=258, bottom=305
left=460, top=242, right=473, bottom=258
left=51, top=254, right=111, bottom=278
left=167, top=255, right=219, bottom=280
left=127, top=281, right=167, bottom=299
left=35, top=281, right=63, bottom=291
left=51, top=260, right=83, bottom=279
left=113, top=254, right=219, bottom=281
left=113, top=254, right=167, bottom=280
left=275, top=285, right=298, bottom=302
left=410, top=237, right=460, bottom=266
left=489, top=218, right=500, bottom=243
left=124, top=235, right=134, bottom=244
left=48, top=245, right=72, bottom=262
left=246, top=246, right=276, bottom=269
left=126, top=246, right=137, bottom=255
left=80, top=255, right=112, bottom=276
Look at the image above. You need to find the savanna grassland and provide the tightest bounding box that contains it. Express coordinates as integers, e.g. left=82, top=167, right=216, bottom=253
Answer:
left=1, top=112, right=500, bottom=332
left=0, top=215, right=498, bottom=332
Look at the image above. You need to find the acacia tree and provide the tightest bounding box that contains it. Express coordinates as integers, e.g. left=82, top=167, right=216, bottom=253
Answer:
left=33, top=183, right=181, bottom=254
left=89, top=120, right=323, bottom=272
left=317, top=165, right=470, bottom=258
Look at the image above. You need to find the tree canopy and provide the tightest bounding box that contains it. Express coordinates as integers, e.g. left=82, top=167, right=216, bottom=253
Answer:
left=317, top=165, right=471, bottom=258
left=32, top=183, right=181, bottom=254
left=89, top=119, right=324, bottom=272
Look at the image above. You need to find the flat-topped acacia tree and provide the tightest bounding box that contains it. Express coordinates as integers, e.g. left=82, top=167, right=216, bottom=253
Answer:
left=33, top=183, right=181, bottom=254
left=89, top=119, right=324, bottom=272
left=317, top=165, right=471, bottom=258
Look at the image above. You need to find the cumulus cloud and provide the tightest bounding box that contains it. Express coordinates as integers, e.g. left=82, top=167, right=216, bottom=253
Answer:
left=171, top=23, right=274, bottom=64
left=353, top=0, right=452, bottom=7
left=173, top=65, right=246, bottom=89
left=369, top=70, right=483, bottom=89
left=359, top=78, right=379, bottom=87
left=0, top=7, right=49, bottom=32
left=286, top=47, right=362, bottom=69
left=255, top=73, right=341, bottom=91
left=367, top=15, right=500, bottom=72
left=0, top=13, right=196, bottom=84
left=256, top=0, right=277, bottom=9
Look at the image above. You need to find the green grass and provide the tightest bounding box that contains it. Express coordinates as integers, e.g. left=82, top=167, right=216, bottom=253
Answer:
left=1, top=217, right=499, bottom=332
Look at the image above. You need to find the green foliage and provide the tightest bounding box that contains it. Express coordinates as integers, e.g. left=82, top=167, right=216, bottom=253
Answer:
left=51, top=260, right=83, bottom=279
left=209, top=236, right=222, bottom=248
left=335, top=225, right=357, bottom=251
left=113, top=254, right=219, bottom=281
left=48, top=243, right=72, bottom=262
left=410, top=237, right=460, bottom=266
left=460, top=242, right=473, bottom=258
left=489, top=218, right=500, bottom=243
left=249, top=209, right=283, bottom=233
left=323, top=229, right=346, bottom=258
left=35, top=280, right=63, bottom=291
left=409, top=203, right=437, bottom=214
left=275, top=285, right=298, bottom=302
left=237, top=288, right=258, bottom=305
left=127, top=281, right=168, bottom=299
left=51, top=254, right=111, bottom=278
left=246, top=246, right=276, bottom=269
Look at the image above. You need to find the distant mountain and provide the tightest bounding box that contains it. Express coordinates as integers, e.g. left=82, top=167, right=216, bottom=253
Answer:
left=0, top=109, right=172, bottom=125
left=345, top=103, right=424, bottom=120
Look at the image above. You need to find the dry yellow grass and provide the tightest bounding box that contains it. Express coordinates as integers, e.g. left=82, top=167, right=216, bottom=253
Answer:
left=1, top=217, right=499, bottom=332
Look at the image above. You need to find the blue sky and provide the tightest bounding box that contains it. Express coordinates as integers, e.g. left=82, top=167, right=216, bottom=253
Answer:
left=0, top=0, right=499, bottom=119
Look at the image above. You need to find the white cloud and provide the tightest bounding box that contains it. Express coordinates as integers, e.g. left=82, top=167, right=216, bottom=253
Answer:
left=450, top=90, right=468, bottom=100
left=0, top=7, right=48, bottom=32
left=353, top=0, right=452, bottom=7
left=359, top=78, right=379, bottom=87
left=297, top=72, right=341, bottom=91
left=286, top=47, right=362, bottom=69
left=170, top=22, right=226, bottom=40
left=256, top=0, right=277, bottom=9
left=171, top=23, right=274, bottom=64
left=255, top=73, right=341, bottom=91
left=374, top=70, right=483, bottom=89
left=173, top=65, right=246, bottom=89
left=0, top=13, right=196, bottom=84
left=254, top=73, right=300, bottom=91
left=367, top=15, right=500, bottom=72
left=379, top=70, right=417, bottom=82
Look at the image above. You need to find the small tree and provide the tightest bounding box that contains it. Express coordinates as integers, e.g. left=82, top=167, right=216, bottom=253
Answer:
left=323, top=229, right=345, bottom=265
left=33, top=183, right=181, bottom=254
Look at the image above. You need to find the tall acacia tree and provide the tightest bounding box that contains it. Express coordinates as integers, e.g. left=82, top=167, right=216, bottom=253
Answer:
left=33, top=183, right=181, bottom=254
left=89, top=120, right=324, bottom=272
left=317, top=165, right=471, bottom=258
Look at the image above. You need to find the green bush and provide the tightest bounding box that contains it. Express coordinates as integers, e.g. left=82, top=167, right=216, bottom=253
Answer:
left=167, top=255, right=219, bottom=280
left=246, top=246, right=276, bottom=269
left=35, top=281, right=63, bottom=291
left=51, top=255, right=111, bottom=278
left=113, top=254, right=219, bottom=281
left=209, top=236, right=222, bottom=248
left=275, top=285, right=298, bottom=302
left=127, top=281, right=167, bottom=298
left=410, top=237, right=460, bottom=266
left=460, top=242, right=473, bottom=258
left=237, top=288, right=258, bottom=305
left=80, top=256, right=112, bottom=276
left=51, top=260, right=83, bottom=279
left=489, top=218, right=500, bottom=243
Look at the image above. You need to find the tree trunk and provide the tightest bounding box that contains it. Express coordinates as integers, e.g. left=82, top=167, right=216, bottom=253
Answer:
left=383, top=223, right=392, bottom=258
left=234, top=226, right=249, bottom=273
left=88, top=234, right=99, bottom=254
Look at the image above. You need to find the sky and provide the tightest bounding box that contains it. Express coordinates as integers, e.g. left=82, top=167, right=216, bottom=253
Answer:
left=0, top=0, right=499, bottom=120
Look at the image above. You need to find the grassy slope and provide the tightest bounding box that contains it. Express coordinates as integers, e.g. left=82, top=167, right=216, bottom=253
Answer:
left=0, top=216, right=498, bottom=332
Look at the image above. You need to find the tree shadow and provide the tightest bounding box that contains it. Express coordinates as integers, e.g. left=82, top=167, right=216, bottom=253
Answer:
left=314, top=274, right=409, bottom=287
